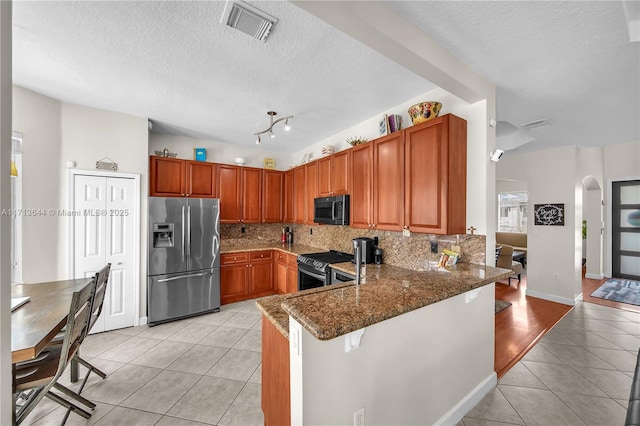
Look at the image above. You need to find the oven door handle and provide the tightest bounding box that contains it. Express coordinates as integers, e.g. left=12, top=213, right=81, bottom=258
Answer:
left=299, top=267, right=327, bottom=282
left=332, top=201, right=338, bottom=220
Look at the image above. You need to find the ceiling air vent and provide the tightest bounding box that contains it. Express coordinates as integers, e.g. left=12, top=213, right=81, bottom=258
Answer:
left=221, top=1, right=278, bottom=42
left=520, top=119, right=552, bottom=131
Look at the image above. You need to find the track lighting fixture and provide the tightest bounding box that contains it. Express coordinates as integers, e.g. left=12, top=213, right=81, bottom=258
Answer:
left=254, top=111, right=293, bottom=144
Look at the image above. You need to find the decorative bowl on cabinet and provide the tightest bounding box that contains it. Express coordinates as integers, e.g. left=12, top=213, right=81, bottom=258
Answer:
left=408, top=101, right=442, bottom=125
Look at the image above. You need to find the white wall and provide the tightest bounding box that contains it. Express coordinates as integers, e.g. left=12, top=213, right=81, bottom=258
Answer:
left=12, top=86, right=63, bottom=282
left=290, top=285, right=496, bottom=425
left=148, top=133, right=291, bottom=171
left=497, top=145, right=580, bottom=304
left=59, top=102, right=149, bottom=317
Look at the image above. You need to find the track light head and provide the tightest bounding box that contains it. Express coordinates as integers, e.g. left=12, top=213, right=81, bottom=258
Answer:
left=284, top=119, right=291, bottom=132
left=490, top=149, right=504, bottom=162
left=256, top=135, right=261, bottom=145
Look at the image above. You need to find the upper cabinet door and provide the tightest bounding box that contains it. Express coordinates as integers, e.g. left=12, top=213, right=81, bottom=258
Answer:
left=283, top=170, right=294, bottom=223
left=293, top=166, right=306, bottom=224
left=404, top=115, right=467, bottom=234
left=242, top=167, right=263, bottom=223
left=317, top=157, right=332, bottom=197
left=305, top=161, right=318, bottom=224
left=263, top=170, right=283, bottom=223
left=186, top=160, right=216, bottom=198
left=373, top=132, right=405, bottom=232
left=218, top=164, right=242, bottom=223
left=150, top=156, right=186, bottom=197
left=350, top=143, right=373, bottom=229
left=331, top=150, right=350, bottom=195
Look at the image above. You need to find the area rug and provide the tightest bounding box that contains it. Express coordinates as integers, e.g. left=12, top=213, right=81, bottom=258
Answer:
left=590, top=279, right=640, bottom=306
left=495, top=300, right=512, bottom=314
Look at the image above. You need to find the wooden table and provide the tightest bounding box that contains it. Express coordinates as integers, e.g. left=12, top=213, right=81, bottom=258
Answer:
left=11, top=278, right=93, bottom=364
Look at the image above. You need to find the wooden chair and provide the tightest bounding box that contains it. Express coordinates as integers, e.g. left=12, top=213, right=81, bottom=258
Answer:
left=13, top=278, right=97, bottom=424
left=496, top=244, right=523, bottom=286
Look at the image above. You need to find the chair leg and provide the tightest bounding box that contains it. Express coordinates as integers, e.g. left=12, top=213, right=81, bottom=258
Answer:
left=76, top=356, right=107, bottom=379
left=45, top=390, right=92, bottom=420
left=15, top=388, right=45, bottom=425
left=53, top=382, right=96, bottom=409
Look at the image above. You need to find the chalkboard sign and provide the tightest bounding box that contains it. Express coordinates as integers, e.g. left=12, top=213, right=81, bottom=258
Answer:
left=534, top=203, right=565, bottom=226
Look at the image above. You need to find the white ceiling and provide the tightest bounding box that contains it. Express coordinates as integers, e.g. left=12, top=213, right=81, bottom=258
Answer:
left=12, top=1, right=640, bottom=155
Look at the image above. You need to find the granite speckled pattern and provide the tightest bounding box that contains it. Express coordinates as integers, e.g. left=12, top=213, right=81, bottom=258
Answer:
left=221, top=240, right=322, bottom=256
left=282, top=263, right=512, bottom=341
left=255, top=295, right=290, bottom=338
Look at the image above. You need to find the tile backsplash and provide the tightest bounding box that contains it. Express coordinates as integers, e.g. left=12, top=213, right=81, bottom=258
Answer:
left=221, top=223, right=486, bottom=272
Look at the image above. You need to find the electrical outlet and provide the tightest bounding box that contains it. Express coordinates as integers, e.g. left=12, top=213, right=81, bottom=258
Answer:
left=354, top=408, right=365, bottom=426
left=310, top=228, right=313, bottom=235
left=403, top=229, right=410, bottom=237
left=430, top=241, right=438, bottom=253
left=241, top=226, right=245, bottom=234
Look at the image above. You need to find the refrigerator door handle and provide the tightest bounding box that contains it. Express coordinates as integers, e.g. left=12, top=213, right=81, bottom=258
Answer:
left=212, top=202, right=220, bottom=267
left=187, top=205, right=191, bottom=263
left=157, top=271, right=213, bottom=283
left=181, top=205, right=186, bottom=263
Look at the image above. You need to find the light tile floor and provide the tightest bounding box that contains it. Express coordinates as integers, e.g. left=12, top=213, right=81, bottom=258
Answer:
left=462, top=301, right=639, bottom=426
left=21, top=299, right=638, bottom=425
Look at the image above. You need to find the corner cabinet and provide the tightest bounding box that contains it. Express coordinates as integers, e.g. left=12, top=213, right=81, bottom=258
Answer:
left=150, top=156, right=216, bottom=198
left=404, top=114, right=467, bottom=234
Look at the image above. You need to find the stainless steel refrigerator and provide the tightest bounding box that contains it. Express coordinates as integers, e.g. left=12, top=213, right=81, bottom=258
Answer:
left=147, top=197, right=221, bottom=325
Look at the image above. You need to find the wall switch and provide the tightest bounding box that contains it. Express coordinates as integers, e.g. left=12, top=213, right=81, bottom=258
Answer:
left=354, top=408, right=365, bottom=426
left=430, top=241, right=438, bottom=253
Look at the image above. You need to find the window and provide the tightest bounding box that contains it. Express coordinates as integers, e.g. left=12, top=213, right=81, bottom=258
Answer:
left=498, top=191, right=528, bottom=233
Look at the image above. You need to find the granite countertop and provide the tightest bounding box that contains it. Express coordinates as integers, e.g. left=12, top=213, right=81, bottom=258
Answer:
left=281, top=262, right=512, bottom=341
left=221, top=239, right=322, bottom=256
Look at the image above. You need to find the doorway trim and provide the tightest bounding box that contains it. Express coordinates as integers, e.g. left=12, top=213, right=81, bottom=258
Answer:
left=67, top=169, right=142, bottom=326
left=606, top=175, right=640, bottom=279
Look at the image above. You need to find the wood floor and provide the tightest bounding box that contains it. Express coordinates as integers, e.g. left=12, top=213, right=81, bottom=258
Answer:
left=494, top=273, right=640, bottom=378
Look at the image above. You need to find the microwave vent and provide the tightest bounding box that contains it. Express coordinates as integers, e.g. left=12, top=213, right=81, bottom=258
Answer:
left=221, top=1, right=278, bottom=42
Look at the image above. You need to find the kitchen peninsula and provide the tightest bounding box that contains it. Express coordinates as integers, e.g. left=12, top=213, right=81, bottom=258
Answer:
left=249, top=242, right=512, bottom=426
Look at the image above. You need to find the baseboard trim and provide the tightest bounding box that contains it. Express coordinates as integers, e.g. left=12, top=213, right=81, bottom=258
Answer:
left=435, top=372, right=497, bottom=425
left=139, top=316, right=148, bottom=326
left=585, top=273, right=604, bottom=280
left=526, top=289, right=575, bottom=306
left=575, top=293, right=584, bottom=303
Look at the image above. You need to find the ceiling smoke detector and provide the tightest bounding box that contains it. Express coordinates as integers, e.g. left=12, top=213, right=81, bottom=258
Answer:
left=520, top=119, right=553, bottom=131
left=221, top=1, right=278, bottom=42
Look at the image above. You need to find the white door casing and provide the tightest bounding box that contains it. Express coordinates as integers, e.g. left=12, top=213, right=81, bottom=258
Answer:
left=71, top=171, right=139, bottom=332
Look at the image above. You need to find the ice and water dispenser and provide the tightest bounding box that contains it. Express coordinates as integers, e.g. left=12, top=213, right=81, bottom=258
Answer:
left=152, top=223, right=174, bottom=248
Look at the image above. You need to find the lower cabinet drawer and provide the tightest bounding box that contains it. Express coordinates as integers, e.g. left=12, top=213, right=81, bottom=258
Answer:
left=250, top=250, right=273, bottom=262
left=221, top=252, right=250, bottom=265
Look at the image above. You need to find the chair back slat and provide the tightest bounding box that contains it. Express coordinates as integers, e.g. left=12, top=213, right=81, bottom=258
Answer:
left=88, top=263, right=111, bottom=333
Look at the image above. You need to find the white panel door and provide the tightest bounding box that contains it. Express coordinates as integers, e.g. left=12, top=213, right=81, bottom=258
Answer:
left=74, top=174, right=136, bottom=332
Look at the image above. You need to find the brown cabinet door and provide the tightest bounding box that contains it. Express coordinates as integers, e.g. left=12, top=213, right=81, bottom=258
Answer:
left=293, top=166, right=306, bottom=224
left=350, top=143, right=373, bottom=229
left=305, top=161, right=318, bottom=224
left=331, top=150, right=350, bottom=195
left=242, top=167, right=263, bottom=223
left=317, top=156, right=332, bottom=197
left=150, top=156, right=186, bottom=197
left=404, top=115, right=467, bottom=234
left=250, top=259, right=274, bottom=297
left=220, top=264, right=249, bottom=305
left=218, top=165, right=242, bottom=223
left=263, top=170, right=283, bottom=223
left=373, top=132, right=405, bottom=231
left=286, top=255, right=298, bottom=293
left=284, top=170, right=294, bottom=223
left=275, top=260, right=288, bottom=294
left=186, top=160, right=216, bottom=198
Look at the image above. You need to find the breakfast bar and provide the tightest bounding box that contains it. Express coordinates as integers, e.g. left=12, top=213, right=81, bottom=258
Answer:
left=257, top=262, right=512, bottom=425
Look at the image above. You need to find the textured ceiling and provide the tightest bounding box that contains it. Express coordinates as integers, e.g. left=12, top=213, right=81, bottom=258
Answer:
left=387, top=0, right=640, bottom=153
left=13, top=1, right=640, bottom=155
left=12, top=1, right=435, bottom=153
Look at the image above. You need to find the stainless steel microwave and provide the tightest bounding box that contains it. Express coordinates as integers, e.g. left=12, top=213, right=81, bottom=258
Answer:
left=314, top=195, right=349, bottom=225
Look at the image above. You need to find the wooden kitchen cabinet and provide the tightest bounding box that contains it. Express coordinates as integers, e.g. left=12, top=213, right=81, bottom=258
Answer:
left=404, top=114, right=467, bottom=234
left=318, top=150, right=350, bottom=197
left=149, top=156, right=216, bottom=198
left=350, top=142, right=373, bottom=229
left=249, top=251, right=274, bottom=297
left=262, top=316, right=290, bottom=426
left=283, top=170, right=294, bottom=223
left=305, top=161, right=318, bottom=224
left=220, top=253, right=250, bottom=304
left=218, top=164, right=262, bottom=224
left=263, top=170, right=283, bottom=223
left=293, top=165, right=306, bottom=224
left=274, top=251, right=298, bottom=295
left=373, top=131, right=405, bottom=232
